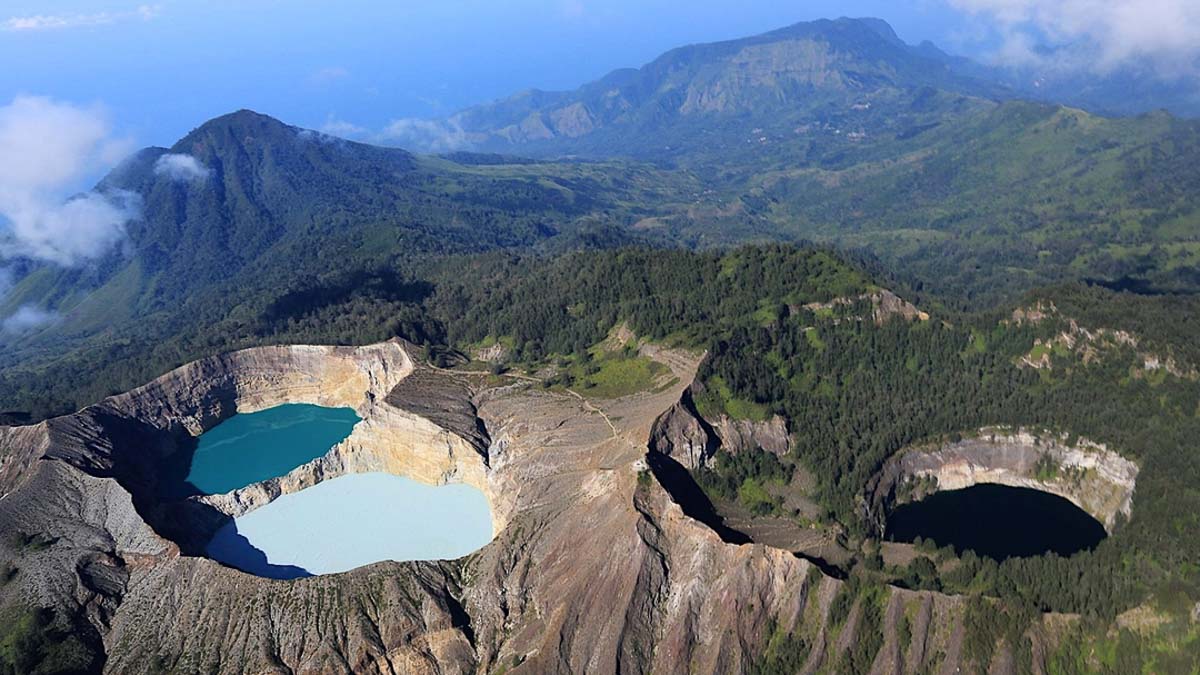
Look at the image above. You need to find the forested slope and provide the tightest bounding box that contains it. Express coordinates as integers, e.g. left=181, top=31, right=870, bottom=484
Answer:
left=3, top=241, right=1199, bottom=671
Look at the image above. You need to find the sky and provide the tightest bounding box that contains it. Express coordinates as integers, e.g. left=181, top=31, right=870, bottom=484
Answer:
left=0, top=1, right=985, bottom=147
left=4, top=1, right=1200, bottom=147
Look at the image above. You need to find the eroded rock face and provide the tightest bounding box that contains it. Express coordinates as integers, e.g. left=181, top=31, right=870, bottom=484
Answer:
left=801, top=289, right=930, bottom=325
left=1011, top=301, right=1198, bottom=379
left=0, top=339, right=989, bottom=674
left=712, top=414, right=791, bottom=457
left=866, top=428, right=1139, bottom=532
left=109, top=341, right=414, bottom=435
left=649, top=386, right=789, bottom=470
left=0, top=423, right=50, bottom=494
left=649, top=398, right=714, bottom=470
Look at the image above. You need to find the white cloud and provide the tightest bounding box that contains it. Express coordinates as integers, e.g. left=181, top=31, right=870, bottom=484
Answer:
left=1, top=305, right=59, bottom=334
left=0, top=96, right=140, bottom=267
left=2, top=4, right=161, bottom=32
left=948, top=0, right=1200, bottom=74
left=154, top=153, right=211, bottom=182
left=4, top=190, right=140, bottom=266
left=318, top=117, right=366, bottom=139
left=378, top=118, right=471, bottom=152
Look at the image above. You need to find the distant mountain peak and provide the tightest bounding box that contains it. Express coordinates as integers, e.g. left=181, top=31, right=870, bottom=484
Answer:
left=416, top=16, right=1005, bottom=158
left=173, top=109, right=295, bottom=151
left=843, top=16, right=904, bottom=44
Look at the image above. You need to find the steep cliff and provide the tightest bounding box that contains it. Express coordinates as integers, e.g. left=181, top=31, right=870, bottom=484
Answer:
left=866, top=428, right=1139, bottom=532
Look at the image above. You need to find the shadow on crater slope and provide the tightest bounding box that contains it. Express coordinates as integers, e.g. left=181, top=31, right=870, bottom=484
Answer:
left=205, top=522, right=313, bottom=579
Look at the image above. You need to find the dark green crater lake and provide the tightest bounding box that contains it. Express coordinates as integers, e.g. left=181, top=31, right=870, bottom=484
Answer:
left=886, top=483, right=1107, bottom=560
left=186, top=404, right=360, bottom=494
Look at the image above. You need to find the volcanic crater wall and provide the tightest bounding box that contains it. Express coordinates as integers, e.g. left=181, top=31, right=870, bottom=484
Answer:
left=12, top=340, right=503, bottom=557
left=0, top=338, right=1020, bottom=674
left=866, top=427, right=1139, bottom=532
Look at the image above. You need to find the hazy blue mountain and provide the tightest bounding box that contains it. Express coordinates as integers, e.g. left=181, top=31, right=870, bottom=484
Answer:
left=935, top=46, right=1200, bottom=119
left=396, top=16, right=1200, bottom=163
left=394, top=17, right=1010, bottom=161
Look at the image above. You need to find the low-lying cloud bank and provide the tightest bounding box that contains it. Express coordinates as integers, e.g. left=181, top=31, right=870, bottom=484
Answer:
left=0, top=304, right=59, bottom=334
left=377, top=118, right=472, bottom=153
left=0, top=96, right=140, bottom=267
left=308, top=115, right=473, bottom=153
left=948, top=0, right=1200, bottom=76
left=319, top=117, right=367, bottom=139
left=2, top=190, right=141, bottom=266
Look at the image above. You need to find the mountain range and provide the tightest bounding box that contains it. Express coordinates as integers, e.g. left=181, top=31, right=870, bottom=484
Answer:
left=389, top=17, right=1200, bottom=301
left=1, top=111, right=688, bottom=348
left=2, top=16, right=1200, bottom=418
left=414, top=18, right=1003, bottom=158
left=392, top=17, right=1200, bottom=159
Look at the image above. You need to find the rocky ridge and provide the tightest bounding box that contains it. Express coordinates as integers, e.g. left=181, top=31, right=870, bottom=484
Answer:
left=1011, top=301, right=1197, bottom=379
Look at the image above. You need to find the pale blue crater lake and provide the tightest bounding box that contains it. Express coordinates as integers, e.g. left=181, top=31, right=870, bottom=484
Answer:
left=187, top=403, right=361, bottom=494
left=205, top=472, right=495, bottom=578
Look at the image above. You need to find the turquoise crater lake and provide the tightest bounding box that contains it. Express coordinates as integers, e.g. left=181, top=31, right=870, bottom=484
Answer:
left=186, top=404, right=361, bottom=494
left=205, top=472, right=495, bottom=578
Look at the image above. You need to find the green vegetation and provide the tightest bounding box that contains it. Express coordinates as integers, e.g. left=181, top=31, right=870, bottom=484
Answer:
left=842, top=582, right=886, bottom=675
left=902, top=556, right=941, bottom=592
left=753, top=566, right=891, bottom=675
left=677, top=273, right=1200, bottom=673
left=546, top=345, right=667, bottom=399
left=694, top=375, right=771, bottom=422
left=8, top=96, right=1200, bottom=423
left=0, top=244, right=871, bottom=420
left=2, top=229, right=1199, bottom=670
left=736, top=103, right=1200, bottom=304
left=897, top=607, right=912, bottom=656
left=0, top=109, right=700, bottom=419
left=751, top=617, right=812, bottom=675
left=0, top=607, right=96, bottom=675
left=1033, top=453, right=1060, bottom=481
left=430, top=20, right=1200, bottom=305
left=695, top=448, right=793, bottom=517
left=961, top=597, right=1037, bottom=671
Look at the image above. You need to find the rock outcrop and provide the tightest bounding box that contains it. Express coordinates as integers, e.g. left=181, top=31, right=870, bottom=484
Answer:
left=801, top=289, right=930, bottom=325
left=649, top=386, right=789, bottom=470
left=1011, top=301, right=1198, bottom=379
left=648, top=388, right=717, bottom=471
left=712, top=414, right=791, bottom=457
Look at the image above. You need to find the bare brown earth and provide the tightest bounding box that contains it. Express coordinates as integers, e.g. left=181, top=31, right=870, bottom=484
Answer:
left=0, top=339, right=1020, bottom=674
